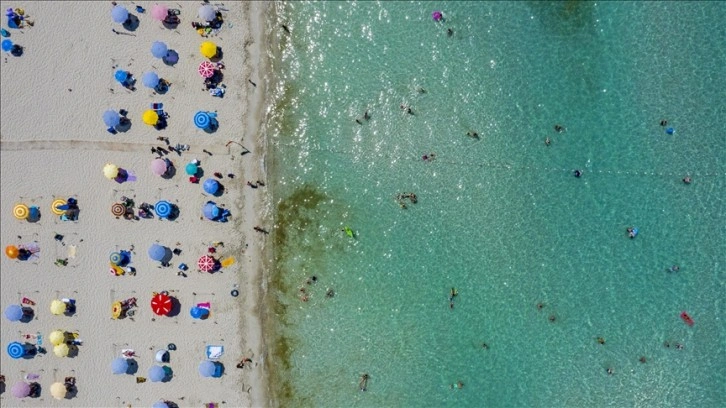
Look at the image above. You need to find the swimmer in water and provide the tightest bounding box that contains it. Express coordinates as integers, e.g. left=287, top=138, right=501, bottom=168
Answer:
left=554, top=124, right=565, bottom=132
left=449, top=287, right=458, bottom=301
left=545, top=137, right=551, bottom=146
left=682, top=176, right=692, bottom=184
left=660, top=119, right=668, bottom=126
left=596, top=337, right=606, bottom=345
left=574, top=169, right=582, bottom=178
left=359, top=373, right=369, bottom=391
left=668, top=265, right=680, bottom=272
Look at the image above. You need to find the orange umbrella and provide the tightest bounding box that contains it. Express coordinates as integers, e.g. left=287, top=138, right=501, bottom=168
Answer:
left=5, top=245, right=19, bottom=259
left=150, top=293, right=172, bottom=316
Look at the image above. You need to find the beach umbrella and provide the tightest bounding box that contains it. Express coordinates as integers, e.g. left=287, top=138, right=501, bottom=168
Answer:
left=13, top=203, right=29, bottom=220
left=190, top=306, right=209, bottom=319
left=6, top=244, right=19, bottom=259
left=185, top=162, right=198, bottom=176
left=200, top=41, right=217, bottom=58
left=151, top=158, right=168, bottom=176
left=198, top=360, right=215, bottom=377
left=151, top=4, right=169, bottom=21
left=148, top=243, right=166, bottom=262
left=54, top=343, right=70, bottom=358
left=110, top=252, right=123, bottom=265
left=142, top=71, right=160, bottom=89
left=49, top=330, right=66, bottom=346
left=2, top=38, right=13, bottom=52
left=11, top=381, right=31, bottom=398
left=111, top=203, right=126, bottom=217
left=51, top=198, right=67, bottom=215
left=198, top=4, right=216, bottom=21
left=111, top=5, right=129, bottom=23
left=111, top=301, right=123, bottom=319
left=432, top=11, right=443, bottom=22
left=151, top=41, right=168, bottom=58
left=50, top=382, right=67, bottom=400
left=203, top=178, right=220, bottom=194
left=143, top=109, right=159, bottom=126
left=198, top=255, right=216, bottom=272
left=203, top=202, right=220, bottom=220
left=151, top=293, right=172, bottom=316
left=50, top=300, right=66, bottom=315
left=111, top=357, right=129, bottom=374
left=148, top=365, right=166, bottom=382
left=103, top=110, right=121, bottom=127
left=4, top=304, right=23, bottom=321
left=194, top=111, right=211, bottom=129
left=103, top=163, right=119, bottom=180
left=114, top=69, right=129, bottom=84
left=154, top=200, right=172, bottom=219
left=153, top=402, right=170, bottom=408
left=198, top=60, right=215, bottom=78
left=7, top=341, right=26, bottom=359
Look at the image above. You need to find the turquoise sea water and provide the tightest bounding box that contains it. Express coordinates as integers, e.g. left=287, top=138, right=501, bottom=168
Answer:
left=265, top=2, right=725, bottom=407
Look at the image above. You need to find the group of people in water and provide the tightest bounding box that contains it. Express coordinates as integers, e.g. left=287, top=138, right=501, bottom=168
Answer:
left=298, top=275, right=335, bottom=302
left=395, top=192, right=418, bottom=209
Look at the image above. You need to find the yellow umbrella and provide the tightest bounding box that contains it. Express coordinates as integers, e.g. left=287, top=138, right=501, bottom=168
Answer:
left=51, top=198, right=67, bottom=215
left=103, top=163, right=119, bottom=180
left=142, top=110, right=159, bottom=126
left=200, top=41, right=217, bottom=58
left=13, top=203, right=29, bottom=220
left=50, top=382, right=67, bottom=400
left=54, top=343, right=70, bottom=357
left=49, top=330, right=66, bottom=346
left=50, top=300, right=66, bottom=315
left=111, top=301, right=123, bottom=319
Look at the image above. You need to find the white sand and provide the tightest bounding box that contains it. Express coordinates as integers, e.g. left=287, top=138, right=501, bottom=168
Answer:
left=0, top=1, right=270, bottom=407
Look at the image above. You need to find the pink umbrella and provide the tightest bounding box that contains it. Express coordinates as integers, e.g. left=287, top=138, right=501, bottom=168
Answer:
left=150, top=158, right=168, bottom=176
left=198, top=61, right=216, bottom=78
left=151, top=4, right=169, bottom=21
left=11, top=381, right=31, bottom=398
left=197, top=255, right=216, bottom=272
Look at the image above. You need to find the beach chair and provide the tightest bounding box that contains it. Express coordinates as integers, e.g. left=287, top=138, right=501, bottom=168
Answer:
left=206, top=345, right=223, bottom=359
left=151, top=102, right=164, bottom=112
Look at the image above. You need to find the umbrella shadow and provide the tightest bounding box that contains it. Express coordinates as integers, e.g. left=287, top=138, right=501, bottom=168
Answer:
left=166, top=204, right=180, bottom=221
left=210, top=47, right=224, bottom=63
left=202, top=120, right=219, bottom=134
left=29, top=382, right=41, bottom=398
left=155, top=80, right=170, bottom=95
left=161, top=247, right=174, bottom=264
left=195, top=168, right=205, bottom=178
left=166, top=402, right=180, bottom=408
left=117, top=118, right=132, bottom=133
left=27, top=207, right=41, bottom=223
left=126, top=359, right=139, bottom=375
left=122, top=14, right=140, bottom=31
left=67, top=344, right=80, bottom=358
left=166, top=297, right=182, bottom=318
left=0, top=381, right=5, bottom=394
left=20, top=307, right=34, bottom=323
left=65, top=385, right=78, bottom=399
left=162, top=164, right=176, bottom=180
left=212, top=184, right=225, bottom=197
left=162, top=366, right=174, bottom=382
left=163, top=50, right=179, bottom=66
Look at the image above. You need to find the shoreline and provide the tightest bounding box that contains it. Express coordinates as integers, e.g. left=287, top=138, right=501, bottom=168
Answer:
left=0, top=2, right=271, bottom=407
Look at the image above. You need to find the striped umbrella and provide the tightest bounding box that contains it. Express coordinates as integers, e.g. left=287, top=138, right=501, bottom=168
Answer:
left=13, top=203, right=29, bottom=220
left=154, top=200, right=172, bottom=219
left=198, top=60, right=215, bottom=78
left=7, top=341, right=25, bottom=359
left=110, top=252, right=123, bottom=265
left=198, top=255, right=216, bottom=272
left=51, top=199, right=67, bottom=215
left=111, top=203, right=126, bottom=217
left=151, top=293, right=172, bottom=316
left=194, top=111, right=211, bottom=129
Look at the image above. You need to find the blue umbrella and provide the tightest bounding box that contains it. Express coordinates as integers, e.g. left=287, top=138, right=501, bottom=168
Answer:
left=194, top=111, right=211, bottom=129
left=203, top=179, right=220, bottom=195
left=142, top=71, right=160, bottom=89
left=111, top=5, right=129, bottom=23
left=111, top=357, right=129, bottom=374
left=190, top=306, right=209, bottom=319
left=148, top=365, right=166, bottom=382
left=154, top=200, right=172, bottom=219
left=203, top=202, right=220, bottom=220
left=7, top=341, right=25, bottom=359
left=1, top=38, right=12, bottom=52
left=103, top=110, right=121, bottom=127
left=114, top=70, right=128, bottom=84
left=151, top=41, right=168, bottom=59
left=185, top=162, right=198, bottom=176
left=152, top=402, right=170, bottom=408
left=110, top=252, right=122, bottom=265
left=198, top=360, right=215, bottom=377
left=4, top=304, right=22, bottom=322
left=148, top=243, right=166, bottom=262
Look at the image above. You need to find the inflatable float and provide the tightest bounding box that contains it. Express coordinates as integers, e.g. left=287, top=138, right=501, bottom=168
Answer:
left=343, top=226, right=354, bottom=238
left=680, top=311, right=694, bottom=326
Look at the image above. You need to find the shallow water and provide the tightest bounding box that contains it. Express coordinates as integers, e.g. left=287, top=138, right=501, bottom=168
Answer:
left=265, top=2, right=726, bottom=406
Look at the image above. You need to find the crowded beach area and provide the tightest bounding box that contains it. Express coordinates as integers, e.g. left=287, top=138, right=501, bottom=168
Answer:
left=0, top=2, right=270, bottom=407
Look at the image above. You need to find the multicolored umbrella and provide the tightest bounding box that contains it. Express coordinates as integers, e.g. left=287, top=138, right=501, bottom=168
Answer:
left=110, top=252, right=123, bottom=265
left=49, top=330, right=65, bottom=346
left=200, top=41, right=217, bottom=58
left=103, top=163, right=119, bottom=180
left=111, top=203, right=126, bottom=217
left=11, top=381, right=31, bottom=398
left=143, top=110, right=159, bottom=126
left=50, top=382, right=67, bottom=400
left=51, top=199, right=67, bottom=215
left=13, top=203, right=29, bottom=220
left=198, top=60, right=215, bottom=78
left=50, top=300, right=66, bottom=315
left=151, top=293, right=172, bottom=316
left=5, top=245, right=19, bottom=259
left=198, top=255, right=216, bottom=272
left=111, top=301, right=123, bottom=319
left=54, top=343, right=70, bottom=358
left=150, top=158, right=168, bottom=176
left=151, top=4, right=169, bottom=21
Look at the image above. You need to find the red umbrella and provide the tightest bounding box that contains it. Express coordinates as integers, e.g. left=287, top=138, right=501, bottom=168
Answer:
left=198, top=61, right=215, bottom=78
left=198, top=255, right=216, bottom=272
left=150, top=293, right=172, bottom=316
